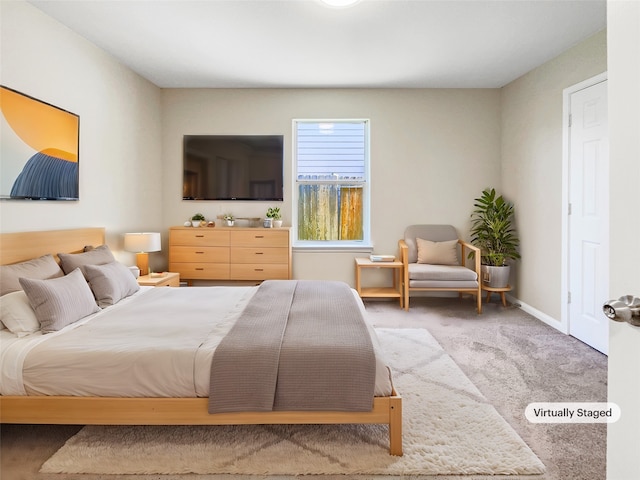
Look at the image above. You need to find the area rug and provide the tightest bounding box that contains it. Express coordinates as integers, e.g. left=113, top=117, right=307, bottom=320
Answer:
left=41, top=328, right=545, bottom=476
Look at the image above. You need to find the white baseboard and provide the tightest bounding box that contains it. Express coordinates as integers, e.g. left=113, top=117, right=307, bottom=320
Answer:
left=505, top=294, right=568, bottom=334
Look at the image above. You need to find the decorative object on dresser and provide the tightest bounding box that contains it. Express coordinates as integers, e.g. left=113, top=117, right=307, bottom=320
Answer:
left=190, top=213, right=206, bottom=227
left=123, top=232, right=161, bottom=276
left=169, top=226, right=291, bottom=285
left=137, top=271, right=180, bottom=287
left=265, top=207, right=282, bottom=228
left=223, top=214, right=234, bottom=227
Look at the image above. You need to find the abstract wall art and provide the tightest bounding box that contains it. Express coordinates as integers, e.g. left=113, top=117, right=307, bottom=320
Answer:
left=0, top=86, right=79, bottom=200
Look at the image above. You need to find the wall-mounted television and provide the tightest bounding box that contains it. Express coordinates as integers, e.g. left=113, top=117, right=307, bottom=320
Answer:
left=183, top=135, right=284, bottom=201
left=0, top=86, right=80, bottom=201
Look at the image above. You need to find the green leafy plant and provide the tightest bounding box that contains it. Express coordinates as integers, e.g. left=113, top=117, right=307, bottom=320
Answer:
left=223, top=213, right=234, bottom=221
left=191, top=213, right=205, bottom=221
left=266, top=207, right=281, bottom=220
left=469, top=188, right=520, bottom=266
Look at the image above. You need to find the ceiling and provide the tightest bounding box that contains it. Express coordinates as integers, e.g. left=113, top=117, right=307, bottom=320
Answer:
left=28, top=0, right=606, bottom=89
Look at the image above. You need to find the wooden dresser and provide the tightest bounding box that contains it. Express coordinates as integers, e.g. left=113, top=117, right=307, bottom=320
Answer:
left=169, top=226, right=291, bottom=284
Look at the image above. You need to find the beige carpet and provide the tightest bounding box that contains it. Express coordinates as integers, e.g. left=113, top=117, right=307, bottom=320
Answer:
left=40, top=328, right=545, bottom=476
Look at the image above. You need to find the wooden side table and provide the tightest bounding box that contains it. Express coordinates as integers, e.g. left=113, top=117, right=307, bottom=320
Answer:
left=482, top=284, right=512, bottom=306
left=355, top=257, right=404, bottom=308
left=137, top=272, right=180, bottom=287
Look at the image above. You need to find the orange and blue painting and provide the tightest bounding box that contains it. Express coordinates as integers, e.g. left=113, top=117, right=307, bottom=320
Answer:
left=0, top=86, right=79, bottom=200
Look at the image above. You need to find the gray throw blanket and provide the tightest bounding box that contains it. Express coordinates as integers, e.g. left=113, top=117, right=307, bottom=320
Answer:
left=208, top=280, right=376, bottom=413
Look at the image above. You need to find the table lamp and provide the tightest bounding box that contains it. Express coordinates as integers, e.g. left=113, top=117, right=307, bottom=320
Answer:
left=124, top=232, right=161, bottom=276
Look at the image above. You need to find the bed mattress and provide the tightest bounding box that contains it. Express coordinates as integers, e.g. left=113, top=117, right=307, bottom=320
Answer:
left=0, top=286, right=393, bottom=398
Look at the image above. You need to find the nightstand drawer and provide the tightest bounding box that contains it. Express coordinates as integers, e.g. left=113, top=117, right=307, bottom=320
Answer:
left=170, top=246, right=229, bottom=263
left=230, top=264, right=289, bottom=280
left=137, top=272, right=180, bottom=287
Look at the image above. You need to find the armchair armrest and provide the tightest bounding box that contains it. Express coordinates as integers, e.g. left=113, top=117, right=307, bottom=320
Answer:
left=398, top=239, right=409, bottom=266
left=458, top=240, right=481, bottom=276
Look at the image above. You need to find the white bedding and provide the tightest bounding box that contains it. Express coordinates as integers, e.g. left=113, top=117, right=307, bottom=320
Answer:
left=0, top=286, right=393, bottom=398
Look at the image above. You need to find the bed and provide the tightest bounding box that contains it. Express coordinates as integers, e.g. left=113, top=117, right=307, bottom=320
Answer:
left=0, top=228, right=403, bottom=456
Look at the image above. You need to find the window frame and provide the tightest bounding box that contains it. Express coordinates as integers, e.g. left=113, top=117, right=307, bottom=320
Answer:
left=292, top=118, right=372, bottom=251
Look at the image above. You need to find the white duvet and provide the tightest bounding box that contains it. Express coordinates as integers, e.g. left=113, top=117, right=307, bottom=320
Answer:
left=0, top=286, right=393, bottom=398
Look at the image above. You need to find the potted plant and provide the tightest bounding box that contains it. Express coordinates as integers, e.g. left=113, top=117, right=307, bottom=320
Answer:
left=223, top=214, right=235, bottom=227
left=469, top=188, right=520, bottom=288
left=266, top=207, right=282, bottom=228
left=191, top=213, right=205, bottom=227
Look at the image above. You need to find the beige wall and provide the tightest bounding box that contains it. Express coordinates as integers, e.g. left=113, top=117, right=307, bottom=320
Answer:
left=500, top=30, right=607, bottom=323
left=0, top=1, right=163, bottom=269
left=607, top=0, right=640, bottom=477
left=161, top=88, right=501, bottom=284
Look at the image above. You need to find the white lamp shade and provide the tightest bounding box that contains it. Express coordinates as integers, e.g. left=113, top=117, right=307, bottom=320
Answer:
left=124, top=232, right=161, bottom=253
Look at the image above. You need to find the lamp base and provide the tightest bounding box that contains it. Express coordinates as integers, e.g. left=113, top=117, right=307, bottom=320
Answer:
left=136, top=252, right=150, bottom=276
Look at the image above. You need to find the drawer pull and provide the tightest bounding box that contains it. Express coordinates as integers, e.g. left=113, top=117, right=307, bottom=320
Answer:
left=195, top=235, right=204, bottom=238
left=255, top=252, right=264, bottom=255
left=254, top=235, right=264, bottom=239
left=255, top=268, right=264, bottom=272
left=195, top=251, right=204, bottom=254
left=195, top=268, right=204, bottom=271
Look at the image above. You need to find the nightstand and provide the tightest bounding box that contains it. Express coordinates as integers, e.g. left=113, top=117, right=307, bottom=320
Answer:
left=137, top=272, right=180, bottom=287
left=355, top=257, right=404, bottom=308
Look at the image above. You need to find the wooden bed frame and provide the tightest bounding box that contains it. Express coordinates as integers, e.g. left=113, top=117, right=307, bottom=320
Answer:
left=0, top=228, right=403, bottom=456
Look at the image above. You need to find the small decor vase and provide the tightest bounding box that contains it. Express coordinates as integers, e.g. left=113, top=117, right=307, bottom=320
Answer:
left=263, top=218, right=273, bottom=228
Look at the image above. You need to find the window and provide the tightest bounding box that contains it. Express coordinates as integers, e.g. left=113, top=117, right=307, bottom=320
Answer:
left=293, top=119, right=370, bottom=249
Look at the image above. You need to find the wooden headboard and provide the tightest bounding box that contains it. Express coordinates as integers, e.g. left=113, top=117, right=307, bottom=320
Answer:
left=0, top=228, right=105, bottom=266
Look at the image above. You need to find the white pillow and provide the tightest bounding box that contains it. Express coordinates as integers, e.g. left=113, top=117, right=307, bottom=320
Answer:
left=0, top=291, right=40, bottom=337
left=416, top=238, right=459, bottom=265
left=85, top=261, right=140, bottom=307
left=19, top=268, right=100, bottom=334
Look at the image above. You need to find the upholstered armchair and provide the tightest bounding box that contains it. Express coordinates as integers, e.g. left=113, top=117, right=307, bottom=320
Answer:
left=398, top=225, right=482, bottom=313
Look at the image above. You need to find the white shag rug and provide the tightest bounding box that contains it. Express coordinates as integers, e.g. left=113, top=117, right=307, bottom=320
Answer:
left=41, top=328, right=545, bottom=476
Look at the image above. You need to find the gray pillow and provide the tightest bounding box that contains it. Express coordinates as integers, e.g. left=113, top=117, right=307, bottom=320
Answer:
left=0, top=254, right=63, bottom=296
left=57, top=244, right=116, bottom=277
left=19, top=268, right=100, bottom=334
left=85, top=261, right=140, bottom=307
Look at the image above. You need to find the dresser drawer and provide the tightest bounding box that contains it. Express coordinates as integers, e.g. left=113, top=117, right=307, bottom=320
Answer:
left=230, top=264, right=290, bottom=281
left=170, top=229, right=229, bottom=246
left=169, top=263, right=230, bottom=280
left=230, top=247, right=288, bottom=264
left=170, top=246, right=229, bottom=263
left=230, top=230, right=289, bottom=248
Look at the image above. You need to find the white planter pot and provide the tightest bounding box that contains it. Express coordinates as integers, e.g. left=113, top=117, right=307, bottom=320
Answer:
left=225, top=220, right=234, bottom=227
left=273, top=220, right=283, bottom=228
left=191, top=220, right=202, bottom=227
left=481, top=265, right=511, bottom=288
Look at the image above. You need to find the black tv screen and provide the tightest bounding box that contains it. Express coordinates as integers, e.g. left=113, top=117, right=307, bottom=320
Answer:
left=183, top=135, right=284, bottom=201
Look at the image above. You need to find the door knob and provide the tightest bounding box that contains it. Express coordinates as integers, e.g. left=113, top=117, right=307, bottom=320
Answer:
left=603, top=295, right=640, bottom=326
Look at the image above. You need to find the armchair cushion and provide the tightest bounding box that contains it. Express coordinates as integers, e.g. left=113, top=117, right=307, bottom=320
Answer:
left=416, top=238, right=458, bottom=265
left=404, top=225, right=459, bottom=263
left=408, top=264, right=478, bottom=282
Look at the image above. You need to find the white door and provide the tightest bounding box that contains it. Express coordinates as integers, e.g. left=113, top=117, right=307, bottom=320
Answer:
left=568, top=80, right=609, bottom=354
